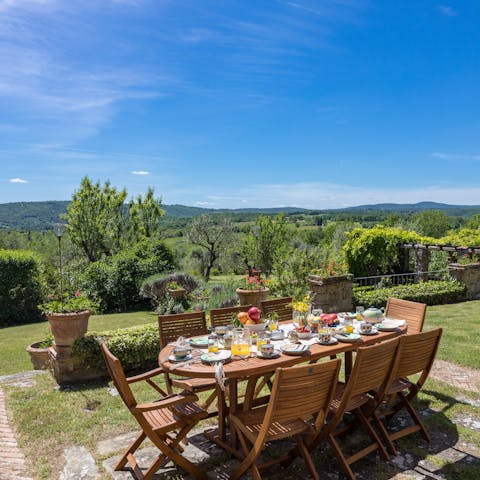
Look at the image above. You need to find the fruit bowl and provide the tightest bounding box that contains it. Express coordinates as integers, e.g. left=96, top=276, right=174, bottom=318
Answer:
left=244, top=322, right=267, bottom=333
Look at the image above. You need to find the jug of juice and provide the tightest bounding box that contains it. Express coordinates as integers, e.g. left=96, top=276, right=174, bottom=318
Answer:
left=231, top=328, right=251, bottom=357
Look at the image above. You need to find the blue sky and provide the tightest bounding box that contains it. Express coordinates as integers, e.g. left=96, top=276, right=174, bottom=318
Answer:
left=0, top=0, right=479, bottom=209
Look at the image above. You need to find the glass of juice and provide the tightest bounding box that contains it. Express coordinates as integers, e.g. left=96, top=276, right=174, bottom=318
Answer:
left=256, top=331, right=268, bottom=350
left=208, top=334, right=219, bottom=353
left=231, top=328, right=251, bottom=356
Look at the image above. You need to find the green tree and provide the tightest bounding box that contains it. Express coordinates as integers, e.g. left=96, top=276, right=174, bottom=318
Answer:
left=187, top=215, right=233, bottom=281
left=242, top=214, right=290, bottom=276
left=129, top=187, right=165, bottom=239
left=410, top=210, right=451, bottom=238
left=65, top=177, right=128, bottom=262
left=466, top=214, right=480, bottom=229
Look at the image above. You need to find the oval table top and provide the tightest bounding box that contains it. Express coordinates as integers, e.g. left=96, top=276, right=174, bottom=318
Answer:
left=158, top=325, right=405, bottom=380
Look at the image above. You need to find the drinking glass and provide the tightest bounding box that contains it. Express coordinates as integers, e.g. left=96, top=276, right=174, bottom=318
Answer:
left=208, top=334, right=219, bottom=353
left=231, top=328, right=251, bottom=356
left=256, top=331, right=268, bottom=350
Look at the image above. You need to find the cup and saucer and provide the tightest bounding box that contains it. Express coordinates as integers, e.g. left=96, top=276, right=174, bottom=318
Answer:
left=357, top=322, right=379, bottom=336
left=169, top=346, right=193, bottom=362
left=257, top=342, right=280, bottom=359
left=317, top=331, right=338, bottom=346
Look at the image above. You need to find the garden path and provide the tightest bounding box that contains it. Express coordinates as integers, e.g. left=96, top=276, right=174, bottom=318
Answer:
left=0, top=386, right=33, bottom=480
left=430, top=359, right=480, bottom=393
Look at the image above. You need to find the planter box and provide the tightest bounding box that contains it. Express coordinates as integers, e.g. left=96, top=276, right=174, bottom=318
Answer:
left=26, top=342, right=51, bottom=370
left=308, top=274, right=354, bottom=313
left=448, top=263, right=480, bottom=300
left=236, top=288, right=269, bottom=309
left=167, top=288, right=186, bottom=299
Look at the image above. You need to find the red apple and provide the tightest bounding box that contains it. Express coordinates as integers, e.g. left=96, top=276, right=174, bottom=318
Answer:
left=248, top=306, right=261, bottom=322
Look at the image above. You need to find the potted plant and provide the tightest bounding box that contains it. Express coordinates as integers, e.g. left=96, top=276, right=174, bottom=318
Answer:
left=166, top=281, right=187, bottom=299
left=39, top=291, right=97, bottom=348
left=236, top=270, right=270, bottom=309
left=26, top=336, right=53, bottom=370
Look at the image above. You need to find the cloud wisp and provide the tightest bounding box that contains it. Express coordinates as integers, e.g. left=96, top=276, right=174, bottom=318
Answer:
left=430, top=152, right=480, bottom=161
left=131, top=170, right=150, bottom=175
left=9, top=177, right=28, bottom=183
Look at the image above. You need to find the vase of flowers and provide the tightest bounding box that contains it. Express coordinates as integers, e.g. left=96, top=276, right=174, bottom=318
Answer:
left=236, top=271, right=269, bottom=309
left=39, top=291, right=97, bottom=348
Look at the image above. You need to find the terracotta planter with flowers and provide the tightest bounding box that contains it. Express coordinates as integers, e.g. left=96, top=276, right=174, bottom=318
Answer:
left=39, top=291, right=96, bottom=348
left=236, top=287, right=269, bottom=309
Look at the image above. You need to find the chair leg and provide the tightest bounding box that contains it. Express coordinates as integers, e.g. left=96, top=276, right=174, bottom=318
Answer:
left=230, top=430, right=263, bottom=480
left=402, top=393, right=430, bottom=442
left=115, top=431, right=146, bottom=471
left=295, top=434, right=319, bottom=480
left=201, top=389, right=218, bottom=410
left=327, top=433, right=356, bottom=480
left=372, top=410, right=398, bottom=455
left=355, top=407, right=390, bottom=461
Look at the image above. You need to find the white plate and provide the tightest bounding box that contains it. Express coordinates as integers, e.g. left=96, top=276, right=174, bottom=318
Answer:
left=334, top=333, right=361, bottom=343
left=200, top=351, right=232, bottom=364
left=256, top=349, right=281, bottom=359
left=375, top=319, right=406, bottom=331
left=168, top=354, right=193, bottom=363
left=280, top=344, right=310, bottom=355
left=317, top=337, right=339, bottom=346
left=270, top=330, right=286, bottom=341
left=189, top=337, right=209, bottom=348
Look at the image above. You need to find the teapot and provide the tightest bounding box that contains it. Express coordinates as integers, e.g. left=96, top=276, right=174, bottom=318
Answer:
left=361, top=307, right=384, bottom=322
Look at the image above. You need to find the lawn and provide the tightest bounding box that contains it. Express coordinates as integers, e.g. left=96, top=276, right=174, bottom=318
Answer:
left=1, top=301, right=480, bottom=479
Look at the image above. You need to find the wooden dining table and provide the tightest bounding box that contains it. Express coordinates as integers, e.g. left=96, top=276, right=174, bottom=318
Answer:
left=158, top=322, right=406, bottom=455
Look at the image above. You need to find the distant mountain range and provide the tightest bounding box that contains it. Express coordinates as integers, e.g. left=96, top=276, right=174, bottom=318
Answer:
left=0, top=200, right=479, bottom=231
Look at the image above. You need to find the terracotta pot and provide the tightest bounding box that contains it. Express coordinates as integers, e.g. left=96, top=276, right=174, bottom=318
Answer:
left=26, top=342, right=51, bottom=370
left=167, top=288, right=186, bottom=299
left=47, top=310, right=91, bottom=347
left=236, top=288, right=269, bottom=309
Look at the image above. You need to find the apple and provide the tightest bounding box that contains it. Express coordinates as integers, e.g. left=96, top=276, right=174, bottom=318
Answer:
left=248, top=306, right=261, bottom=322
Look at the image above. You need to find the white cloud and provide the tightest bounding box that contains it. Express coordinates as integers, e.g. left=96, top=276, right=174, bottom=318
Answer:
left=438, top=5, right=457, bottom=17
left=430, top=152, right=480, bottom=161
left=131, top=170, right=150, bottom=175
left=9, top=177, right=28, bottom=183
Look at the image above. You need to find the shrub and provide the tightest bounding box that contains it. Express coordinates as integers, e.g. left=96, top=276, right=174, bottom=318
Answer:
left=140, top=272, right=200, bottom=303
left=81, top=239, right=175, bottom=312
left=353, top=280, right=466, bottom=308
left=0, top=249, right=44, bottom=326
left=72, top=323, right=160, bottom=372
left=343, top=227, right=433, bottom=277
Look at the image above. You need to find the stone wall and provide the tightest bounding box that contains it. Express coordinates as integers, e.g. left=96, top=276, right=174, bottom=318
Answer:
left=448, top=263, right=480, bottom=300
left=308, top=274, right=354, bottom=313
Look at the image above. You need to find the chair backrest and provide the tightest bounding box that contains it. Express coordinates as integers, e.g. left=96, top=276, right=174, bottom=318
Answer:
left=346, top=337, right=400, bottom=400
left=101, top=343, right=137, bottom=410
left=385, top=297, right=427, bottom=333
left=266, top=359, right=340, bottom=428
left=210, top=305, right=252, bottom=328
left=158, top=312, right=208, bottom=349
left=260, top=297, right=293, bottom=322
left=395, top=328, right=442, bottom=382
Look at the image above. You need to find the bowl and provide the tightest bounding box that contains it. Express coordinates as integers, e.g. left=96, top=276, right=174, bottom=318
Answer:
left=244, top=322, right=267, bottom=333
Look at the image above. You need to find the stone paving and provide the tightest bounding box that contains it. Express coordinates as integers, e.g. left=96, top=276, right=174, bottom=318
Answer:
left=0, top=362, right=479, bottom=479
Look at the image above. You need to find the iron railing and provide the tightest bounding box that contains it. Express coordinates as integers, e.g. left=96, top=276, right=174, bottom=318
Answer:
left=354, top=270, right=449, bottom=288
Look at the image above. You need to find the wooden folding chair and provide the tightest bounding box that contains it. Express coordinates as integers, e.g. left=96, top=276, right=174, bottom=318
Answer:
left=101, top=343, right=208, bottom=480
left=260, top=296, right=293, bottom=321
left=210, top=304, right=252, bottom=328
left=229, top=358, right=341, bottom=480
left=308, top=337, right=400, bottom=480
left=374, top=328, right=442, bottom=454
left=158, top=312, right=218, bottom=411
left=385, top=297, right=427, bottom=333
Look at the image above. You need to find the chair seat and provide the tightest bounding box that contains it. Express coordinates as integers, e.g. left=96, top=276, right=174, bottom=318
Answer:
left=143, top=400, right=207, bottom=433
left=232, top=406, right=311, bottom=443
left=387, top=377, right=413, bottom=395
left=330, top=382, right=371, bottom=413
left=172, top=377, right=217, bottom=392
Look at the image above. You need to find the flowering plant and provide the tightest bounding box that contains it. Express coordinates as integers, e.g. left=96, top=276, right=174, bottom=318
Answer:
left=292, top=295, right=310, bottom=313
left=38, top=291, right=97, bottom=315
left=312, top=260, right=349, bottom=278
left=238, top=270, right=270, bottom=291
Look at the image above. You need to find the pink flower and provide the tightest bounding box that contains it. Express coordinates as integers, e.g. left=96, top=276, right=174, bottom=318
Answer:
left=47, top=293, right=54, bottom=300
left=74, top=290, right=81, bottom=298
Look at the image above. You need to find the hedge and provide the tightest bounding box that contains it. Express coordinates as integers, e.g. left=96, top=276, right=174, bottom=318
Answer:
left=0, top=249, right=44, bottom=326
left=72, top=323, right=160, bottom=372
left=353, top=280, right=466, bottom=308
